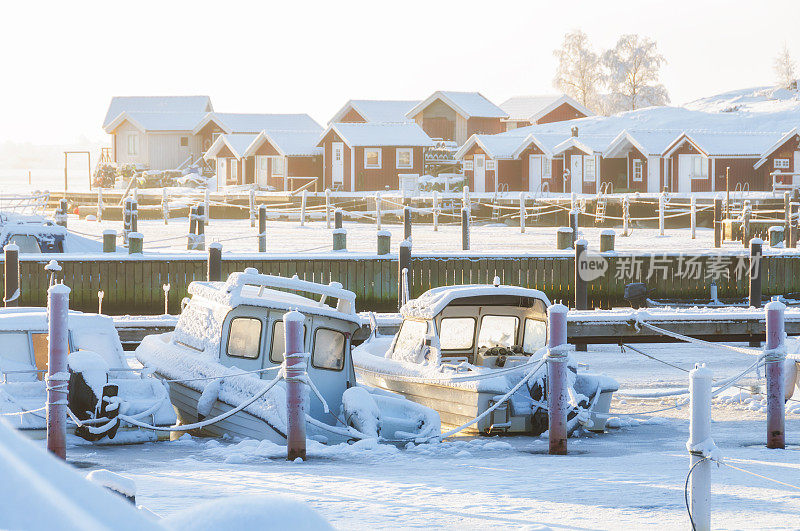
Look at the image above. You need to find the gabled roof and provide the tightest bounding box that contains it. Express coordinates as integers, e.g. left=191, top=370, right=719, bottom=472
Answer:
left=103, top=111, right=209, bottom=133
left=663, top=131, right=785, bottom=158
left=454, top=134, right=529, bottom=160
left=406, top=91, right=507, bottom=119
left=193, top=112, right=321, bottom=135
left=499, top=94, right=594, bottom=123
left=754, top=128, right=799, bottom=168
left=204, top=133, right=258, bottom=160
left=317, top=122, right=434, bottom=148
left=103, top=95, right=212, bottom=129
left=511, top=134, right=556, bottom=159
left=604, top=130, right=682, bottom=158
left=329, top=100, right=420, bottom=124
left=243, top=130, right=323, bottom=158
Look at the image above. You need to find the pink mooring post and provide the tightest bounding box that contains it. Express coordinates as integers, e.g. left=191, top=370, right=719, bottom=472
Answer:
left=284, top=311, right=307, bottom=461
left=765, top=300, right=786, bottom=449
left=547, top=303, right=569, bottom=455
left=46, top=283, right=70, bottom=459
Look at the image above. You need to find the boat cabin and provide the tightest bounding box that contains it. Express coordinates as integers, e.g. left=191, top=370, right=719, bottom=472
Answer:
left=391, top=285, right=551, bottom=368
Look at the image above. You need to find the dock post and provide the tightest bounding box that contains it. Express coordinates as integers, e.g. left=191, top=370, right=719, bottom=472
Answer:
left=249, top=188, right=256, bottom=228
left=768, top=226, right=784, bottom=247
left=713, top=198, right=722, bottom=248
left=332, top=228, right=347, bottom=251
left=622, top=195, right=630, bottom=237
left=375, top=192, right=382, bottom=231
left=130, top=201, right=138, bottom=235
left=462, top=185, right=470, bottom=211
left=432, top=191, right=439, bottom=232
left=208, top=242, right=222, bottom=282
left=600, top=229, right=615, bottom=252
left=284, top=310, right=307, bottom=461
left=569, top=210, right=578, bottom=248
left=377, top=230, right=390, bottom=255
left=547, top=304, right=569, bottom=455
left=784, top=191, right=790, bottom=244
left=791, top=202, right=799, bottom=248
left=574, top=239, right=588, bottom=351
left=403, top=206, right=412, bottom=241
left=461, top=207, right=470, bottom=251
left=258, top=205, right=267, bottom=253
left=187, top=206, right=197, bottom=251
left=690, top=196, right=696, bottom=239
left=687, top=363, right=712, bottom=531
left=658, top=192, right=665, bottom=236
left=196, top=205, right=205, bottom=251
left=4, top=244, right=20, bottom=307
left=519, top=192, right=526, bottom=234
left=300, top=189, right=307, bottom=227
left=56, top=198, right=68, bottom=228
left=765, top=301, right=786, bottom=449
left=102, top=230, right=116, bottom=253
left=325, top=188, right=332, bottom=229
left=128, top=232, right=143, bottom=254
left=749, top=238, right=762, bottom=308
left=742, top=200, right=752, bottom=246
left=556, top=227, right=572, bottom=250
left=97, top=187, right=103, bottom=222
left=398, top=239, right=411, bottom=310
left=334, top=208, right=343, bottom=230
left=46, top=283, right=70, bottom=460
left=204, top=189, right=210, bottom=226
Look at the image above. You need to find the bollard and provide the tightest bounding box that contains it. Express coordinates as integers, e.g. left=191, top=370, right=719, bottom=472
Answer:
left=102, top=230, right=116, bottom=253
left=398, top=239, right=411, bottom=310
left=784, top=191, right=790, bottom=244
left=127, top=232, right=143, bottom=254
left=130, top=200, right=138, bottom=234
left=47, top=283, right=70, bottom=460
left=462, top=185, right=470, bottom=210
left=4, top=244, right=20, bottom=307
left=569, top=210, right=578, bottom=248
left=690, top=196, right=696, bottom=239
left=519, top=192, right=526, bottom=234
left=742, top=200, right=752, bottom=246
left=403, top=206, right=412, bottom=241
left=556, top=227, right=572, bottom=250
left=300, top=190, right=307, bottom=227
left=162, top=188, right=169, bottom=225
left=332, top=228, right=347, bottom=251
left=325, top=188, right=332, bottom=229
left=97, top=187, right=104, bottom=222
left=547, top=304, right=569, bottom=455
left=98, top=290, right=104, bottom=314
left=195, top=205, right=206, bottom=251
left=765, top=301, right=786, bottom=449
left=57, top=198, right=68, bottom=228
left=187, top=206, right=197, bottom=250
left=258, top=205, right=267, bottom=252
left=334, top=208, right=343, bottom=230
left=375, top=192, right=382, bottom=231
left=45, top=260, right=61, bottom=287
left=687, top=363, right=712, bottom=531
left=249, top=188, right=256, bottom=228
left=713, top=198, right=722, bottom=248
left=432, top=191, right=439, bottom=232
left=163, top=283, right=170, bottom=315
left=658, top=192, right=665, bottom=236
left=123, top=198, right=132, bottom=244
left=600, top=229, right=615, bottom=252
left=622, top=195, right=630, bottom=237
left=749, top=238, right=762, bottom=308
left=769, top=226, right=784, bottom=247
left=790, top=202, right=798, bottom=248
left=377, top=230, right=391, bottom=255
left=284, top=310, right=307, bottom=461
left=461, top=207, right=470, bottom=251
left=208, top=242, right=222, bottom=281
left=204, top=189, right=210, bottom=226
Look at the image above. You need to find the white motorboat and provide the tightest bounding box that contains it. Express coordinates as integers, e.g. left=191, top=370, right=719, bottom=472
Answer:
left=0, top=307, right=176, bottom=444
left=353, top=283, right=619, bottom=435
left=135, top=269, right=440, bottom=445
left=0, top=212, right=104, bottom=253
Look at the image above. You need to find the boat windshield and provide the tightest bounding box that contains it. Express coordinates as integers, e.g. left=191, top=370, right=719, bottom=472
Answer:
left=522, top=319, right=547, bottom=353
left=477, top=315, right=519, bottom=349
left=394, top=320, right=427, bottom=356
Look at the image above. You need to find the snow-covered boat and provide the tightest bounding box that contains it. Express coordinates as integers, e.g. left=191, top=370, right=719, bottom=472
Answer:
left=0, top=307, right=176, bottom=444
left=0, top=212, right=104, bottom=253
left=136, top=269, right=440, bottom=444
left=353, top=284, right=619, bottom=435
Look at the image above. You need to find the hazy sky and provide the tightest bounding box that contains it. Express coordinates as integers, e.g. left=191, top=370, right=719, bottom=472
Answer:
left=2, top=0, right=799, bottom=145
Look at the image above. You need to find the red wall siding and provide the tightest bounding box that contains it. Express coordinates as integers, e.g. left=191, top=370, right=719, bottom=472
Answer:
left=536, top=102, right=588, bottom=124
left=353, top=146, right=425, bottom=191
left=287, top=156, right=322, bottom=178
left=713, top=158, right=764, bottom=191
left=668, top=142, right=706, bottom=192
left=762, top=134, right=800, bottom=186
left=518, top=144, right=548, bottom=192
left=338, top=108, right=366, bottom=123
left=467, top=117, right=502, bottom=137
left=627, top=148, right=647, bottom=192
left=320, top=130, right=352, bottom=191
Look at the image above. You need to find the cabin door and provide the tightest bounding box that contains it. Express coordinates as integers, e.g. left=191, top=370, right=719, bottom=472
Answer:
left=677, top=154, right=693, bottom=193
left=528, top=155, right=543, bottom=193
left=794, top=151, right=800, bottom=185
left=332, top=142, right=344, bottom=187
left=570, top=155, right=583, bottom=194
left=474, top=155, right=486, bottom=193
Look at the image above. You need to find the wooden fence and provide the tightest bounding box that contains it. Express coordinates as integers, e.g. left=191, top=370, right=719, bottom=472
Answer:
left=2, top=251, right=799, bottom=315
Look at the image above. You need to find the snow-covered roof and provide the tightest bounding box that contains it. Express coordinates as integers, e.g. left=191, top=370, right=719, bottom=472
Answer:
left=406, top=91, right=507, bottom=119
left=754, top=128, right=799, bottom=168
left=663, top=131, right=785, bottom=158
left=204, top=133, right=258, bottom=159
left=194, top=113, right=321, bottom=135
left=454, top=134, right=529, bottom=160
left=604, top=129, right=682, bottom=158
left=499, top=94, right=593, bottom=123
left=329, top=100, right=420, bottom=124
left=400, top=285, right=550, bottom=320
left=243, top=130, right=323, bottom=158
left=319, top=122, right=434, bottom=148
left=551, top=134, right=615, bottom=155
left=102, top=95, right=212, bottom=129
left=103, top=111, right=208, bottom=133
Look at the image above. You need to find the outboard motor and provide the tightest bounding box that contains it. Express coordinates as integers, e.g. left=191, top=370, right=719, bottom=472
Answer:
left=624, top=282, right=649, bottom=309
left=67, top=351, right=121, bottom=441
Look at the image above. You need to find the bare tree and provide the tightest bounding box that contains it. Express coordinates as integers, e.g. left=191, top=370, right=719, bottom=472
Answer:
left=602, top=34, right=669, bottom=113
left=774, top=43, right=796, bottom=89
left=552, top=30, right=603, bottom=111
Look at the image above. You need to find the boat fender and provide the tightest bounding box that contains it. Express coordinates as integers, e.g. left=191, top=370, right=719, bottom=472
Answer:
left=197, top=379, right=222, bottom=422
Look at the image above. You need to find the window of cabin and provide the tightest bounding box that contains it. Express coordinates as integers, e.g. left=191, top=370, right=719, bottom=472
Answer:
left=269, top=321, right=307, bottom=364
left=272, top=157, right=284, bottom=177
left=690, top=155, right=708, bottom=178
left=127, top=134, right=139, bottom=156
left=365, top=148, right=382, bottom=169
left=633, top=159, right=643, bottom=182
left=543, top=157, right=552, bottom=179
left=7, top=234, right=41, bottom=253
left=396, top=148, right=413, bottom=169
left=485, top=160, right=496, bottom=171
left=522, top=319, right=547, bottom=354
left=477, top=316, right=519, bottom=349
left=476, top=157, right=484, bottom=169
left=439, top=317, right=476, bottom=351
left=227, top=317, right=262, bottom=359
left=463, top=160, right=474, bottom=171
left=584, top=156, right=596, bottom=181
left=180, top=136, right=189, bottom=147
left=775, top=158, right=790, bottom=169
left=311, top=328, right=345, bottom=371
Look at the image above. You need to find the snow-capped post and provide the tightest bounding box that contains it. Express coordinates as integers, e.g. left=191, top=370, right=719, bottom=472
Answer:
left=461, top=207, right=470, bottom=251
left=658, top=192, right=665, bottom=236
left=519, top=192, right=526, bottom=234
left=769, top=226, right=784, bottom=247
left=377, top=230, right=390, bottom=255
left=600, top=229, right=615, bottom=252
left=258, top=205, right=267, bottom=253
left=690, top=196, right=696, bottom=239
left=46, top=283, right=70, bottom=460
left=97, top=290, right=104, bottom=314
left=622, top=195, right=630, bottom=237
left=403, top=206, right=412, bottom=241
left=203, top=189, right=210, bottom=226
left=432, top=191, right=439, bottom=232
left=300, top=189, right=307, bottom=227
left=96, top=187, right=103, bottom=222
left=334, top=208, right=343, bottom=230
left=784, top=191, right=790, bottom=245
left=249, top=188, right=256, bottom=228
left=4, top=243, right=20, bottom=307
left=195, top=204, right=206, bottom=251
left=462, top=185, right=470, bottom=210
left=375, top=192, right=382, bottom=231
left=161, top=187, right=169, bottom=225
left=556, top=227, right=572, bottom=250
left=569, top=210, right=578, bottom=248
left=791, top=201, right=799, bottom=248
left=742, top=200, right=752, bottom=246
left=127, top=232, right=143, bottom=254
left=102, top=229, right=116, bottom=253
left=332, top=226, right=347, bottom=251
left=162, top=283, right=170, bottom=315
left=325, top=188, right=332, bottom=229
left=687, top=363, right=712, bottom=531
left=207, top=242, right=222, bottom=282
left=749, top=238, right=762, bottom=308
left=765, top=300, right=786, bottom=449
left=283, top=310, right=307, bottom=461
left=130, top=199, right=138, bottom=234
left=546, top=304, right=569, bottom=455
left=187, top=206, right=197, bottom=251
left=713, top=198, right=722, bottom=248
left=398, top=238, right=411, bottom=310
left=56, top=198, right=68, bottom=228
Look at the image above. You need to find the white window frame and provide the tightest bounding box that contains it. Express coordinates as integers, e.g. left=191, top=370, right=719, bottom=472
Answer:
left=583, top=155, right=596, bottom=182
left=633, top=159, right=643, bottom=182
left=180, top=136, right=189, bottom=147
left=543, top=157, right=551, bottom=179
left=396, top=148, right=413, bottom=169
left=127, top=133, right=139, bottom=156
left=364, top=148, right=382, bottom=169
left=485, top=160, right=496, bottom=171
left=271, top=156, right=285, bottom=177
left=775, top=158, right=790, bottom=169
left=463, top=160, right=474, bottom=171
left=230, top=159, right=238, bottom=181
left=690, top=155, right=708, bottom=179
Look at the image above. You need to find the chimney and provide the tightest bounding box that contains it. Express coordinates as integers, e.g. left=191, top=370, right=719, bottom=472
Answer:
left=571, top=126, right=579, bottom=137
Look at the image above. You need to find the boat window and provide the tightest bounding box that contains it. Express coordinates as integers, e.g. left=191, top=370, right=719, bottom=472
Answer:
left=227, top=317, right=262, bottom=359
left=311, top=328, right=345, bottom=371
left=523, top=319, right=548, bottom=353
left=394, top=320, right=428, bottom=356
left=0, top=332, right=32, bottom=365
left=269, top=321, right=306, bottom=364
left=7, top=235, right=41, bottom=253
left=478, top=315, right=519, bottom=349
left=439, top=317, right=475, bottom=350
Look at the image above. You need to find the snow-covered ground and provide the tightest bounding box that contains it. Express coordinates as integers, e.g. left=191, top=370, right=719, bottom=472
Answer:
left=63, top=342, right=800, bottom=530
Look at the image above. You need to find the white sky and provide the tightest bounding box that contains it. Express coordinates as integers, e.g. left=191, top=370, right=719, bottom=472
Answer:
left=2, top=0, right=799, bottom=145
